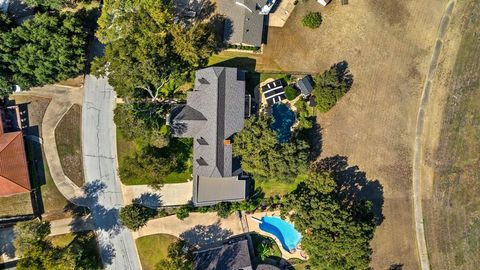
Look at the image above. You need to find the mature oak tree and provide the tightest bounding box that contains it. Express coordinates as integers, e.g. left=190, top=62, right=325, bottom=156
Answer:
left=233, top=115, right=309, bottom=182
left=282, top=170, right=376, bottom=270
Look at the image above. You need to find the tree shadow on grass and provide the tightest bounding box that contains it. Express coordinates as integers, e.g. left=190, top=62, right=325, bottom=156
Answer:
left=332, top=60, right=354, bottom=90
left=180, top=220, right=233, bottom=248
left=317, top=155, right=385, bottom=225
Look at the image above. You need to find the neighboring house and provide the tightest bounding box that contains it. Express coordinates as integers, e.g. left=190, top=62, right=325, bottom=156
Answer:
left=218, top=0, right=268, bottom=47
left=193, top=236, right=253, bottom=270
left=0, top=107, right=30, bottom=197
left=169, top=67, right=248, bottom=206
left=295, top=75, right=314, bottom=98
left=262, top=79, right=286, bottom=106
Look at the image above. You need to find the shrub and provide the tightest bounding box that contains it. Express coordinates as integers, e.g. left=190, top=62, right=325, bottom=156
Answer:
left=120, top=204, right=157, bottom=231
left=176, top=204, right=193, bottom=220
left=284, top=85, right=298, bottom=100
left=215, top=202, right=233, bottom=218
left=302, top=12, right=322, bottom=29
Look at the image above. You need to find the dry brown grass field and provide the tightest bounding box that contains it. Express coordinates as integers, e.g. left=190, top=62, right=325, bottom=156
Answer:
left=422, top=1, right=480, bottom=269
left=255, top=0, right=451, bottom=268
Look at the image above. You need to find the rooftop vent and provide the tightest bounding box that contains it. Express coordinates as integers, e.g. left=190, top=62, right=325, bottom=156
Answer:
left=196, top=157, right=208, bottom=166
left=198, top=77, right=209, bottom=84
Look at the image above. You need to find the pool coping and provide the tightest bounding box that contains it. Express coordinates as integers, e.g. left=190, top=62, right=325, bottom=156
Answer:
left=246, top=210, right=307, bottom=261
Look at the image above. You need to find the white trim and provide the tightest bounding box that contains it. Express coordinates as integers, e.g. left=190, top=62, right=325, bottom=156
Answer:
left=265, top=92, right=285, bottom=100
left=263, top=85, right=283, bottom=95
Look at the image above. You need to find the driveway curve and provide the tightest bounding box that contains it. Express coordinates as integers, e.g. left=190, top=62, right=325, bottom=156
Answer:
left=412, top=1, right=456, bottom=270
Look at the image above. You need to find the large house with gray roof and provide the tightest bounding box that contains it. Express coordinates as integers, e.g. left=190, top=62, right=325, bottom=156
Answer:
left=169, top=67, right=248, bottom=206
left=218, top=0, right=268, bottom=47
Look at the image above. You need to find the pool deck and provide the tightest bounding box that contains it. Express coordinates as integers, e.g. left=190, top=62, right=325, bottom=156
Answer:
left=246, top=211, right=307, bottom=261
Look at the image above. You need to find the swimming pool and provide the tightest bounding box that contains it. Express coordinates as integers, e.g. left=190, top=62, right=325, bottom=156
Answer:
left=270, top=103, right=296, bottom=143
left=259, top=216, right=302, bottom=252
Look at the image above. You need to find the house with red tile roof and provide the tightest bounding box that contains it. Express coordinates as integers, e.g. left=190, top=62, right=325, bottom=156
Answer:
left=0, top=108, right=31, bottom=197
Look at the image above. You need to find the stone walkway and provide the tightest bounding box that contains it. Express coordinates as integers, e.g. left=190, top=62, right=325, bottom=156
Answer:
left=121, top=182, right=193, bottom=207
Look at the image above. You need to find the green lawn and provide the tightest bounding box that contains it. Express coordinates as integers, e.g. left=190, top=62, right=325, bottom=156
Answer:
left=117, top=128, right=192, bottom=185
left=257, top=174, right=307, bottom=197
left=208, top=51, right=258, bottom=71
left=55, top=104, right=84, bottom=187
left=136, top=234, right=178, bottom=270
left=0, top=192, right=33, bottom=217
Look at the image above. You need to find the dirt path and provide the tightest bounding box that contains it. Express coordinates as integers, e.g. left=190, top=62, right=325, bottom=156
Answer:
left=412, top=1, right=456, bottom=269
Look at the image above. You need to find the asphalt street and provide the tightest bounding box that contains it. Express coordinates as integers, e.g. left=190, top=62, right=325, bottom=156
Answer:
left=82, top=75, right=142, bottom=270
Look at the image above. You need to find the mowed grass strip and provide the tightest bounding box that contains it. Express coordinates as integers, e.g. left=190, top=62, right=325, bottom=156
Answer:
left=136, top=234, right=178, bottom=270
left=55, top=104, right=84, bottom=187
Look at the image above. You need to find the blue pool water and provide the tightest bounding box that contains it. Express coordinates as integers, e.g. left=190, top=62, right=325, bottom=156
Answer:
left=270, top=103, right=296, bottom=142
left=259, top=216, right=302, bottom=252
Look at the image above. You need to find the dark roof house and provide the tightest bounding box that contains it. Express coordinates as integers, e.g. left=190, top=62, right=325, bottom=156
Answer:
left=218, top=0, right=267, bottom=47
left=193, top=237, right=253, bottom=270
left=262, top=79, right=286, bottom=106
left=295, top=75, right=314, bottom=98
left=0, top=108, right=30, bottom=197
left=170, top=67, right=247, bottom=206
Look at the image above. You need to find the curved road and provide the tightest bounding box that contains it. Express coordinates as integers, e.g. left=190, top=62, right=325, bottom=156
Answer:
left=412, top=1, right=456, bottom=270
left=82, top=75, right=142, bottom=270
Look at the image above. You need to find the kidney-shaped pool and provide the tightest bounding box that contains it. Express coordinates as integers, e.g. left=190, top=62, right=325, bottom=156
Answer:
left=259, top=216, right=302, bottom=252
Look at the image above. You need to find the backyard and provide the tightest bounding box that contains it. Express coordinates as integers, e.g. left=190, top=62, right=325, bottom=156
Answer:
left=135, top=233, right=178, bottom=270
left=252, top=0, right=449, bottom=268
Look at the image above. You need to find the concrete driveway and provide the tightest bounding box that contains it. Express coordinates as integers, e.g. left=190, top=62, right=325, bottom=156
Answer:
left=121, top=182, right=193, bottom=208
left=82, top=75, right=142, bottom=270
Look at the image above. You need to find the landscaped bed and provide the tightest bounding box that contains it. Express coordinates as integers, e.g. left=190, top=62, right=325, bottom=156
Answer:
left=55, top=104, right=84, bottom=187
left=135, top=233, right=178, bottom=270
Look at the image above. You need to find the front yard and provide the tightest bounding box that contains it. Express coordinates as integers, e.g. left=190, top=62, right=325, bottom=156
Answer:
left=55, top=104, right=84, bottom=187
left=135, top=233, right=178, bottom=270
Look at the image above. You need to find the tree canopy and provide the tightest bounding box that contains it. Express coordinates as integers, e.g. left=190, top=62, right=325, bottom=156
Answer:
left=233, top=115, right=309, bottom=182
left=0, top=12, right=86, bottom=91
left=302, top=12, right=322, bottom=29
left=24, top=0, right=91, bottom=10
left=13, top=220, right=101, bottom=270
left=93, top=0, right=217, bottom=100
left=282, top=169, right=376, bottom=269
left=313, top=66, right=351, bottom=112
left=120, top=204, right=158, bottom=231
left=156, top=240, right=193, bottom=270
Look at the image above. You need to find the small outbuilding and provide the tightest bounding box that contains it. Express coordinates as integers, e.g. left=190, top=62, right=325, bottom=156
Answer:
left=317, top=0, right=331, bottom=6
left=295, top=75, right=314, bottom=98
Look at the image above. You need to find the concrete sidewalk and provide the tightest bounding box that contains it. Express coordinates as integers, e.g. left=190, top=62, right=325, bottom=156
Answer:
left=121, top=182, right=193, bottom=207
left=132, top=212, right=243, bottom=248
left=39, top=86, right=85, bottom=202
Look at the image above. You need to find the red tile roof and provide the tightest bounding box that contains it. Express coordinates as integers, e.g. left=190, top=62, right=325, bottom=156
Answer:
left=0, top=131, right=31, bottom=196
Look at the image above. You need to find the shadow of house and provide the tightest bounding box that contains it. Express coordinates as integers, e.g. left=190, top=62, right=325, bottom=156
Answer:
left=317, top=155, right=385, bottom=225
left=180, top=220, right=233, bottom=248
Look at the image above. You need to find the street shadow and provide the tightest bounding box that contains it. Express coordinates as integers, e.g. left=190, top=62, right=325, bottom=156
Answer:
left=332, top=60, right=354, bottom=91
left=98, top=242, right=116, bottom=266
left=317, top=155, right=385, bottom=225
left=180, top=220, right=233, bottom=248
left=71, top=180, right=121, bottom=236
left=220, top=16, right=233, bottom=47
left=132, top=192, right=163, bottom=209
left=0, top=227, right=15, bottom=259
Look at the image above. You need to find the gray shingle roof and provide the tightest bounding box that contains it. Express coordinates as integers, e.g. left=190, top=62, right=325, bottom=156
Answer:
left=218, top=0, right=265, bottom=46
left=170, top=67, right=247, bottom=205
left=296, top=75, right=314, bottom=96
left=193, top=238, right=253, bottom=270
